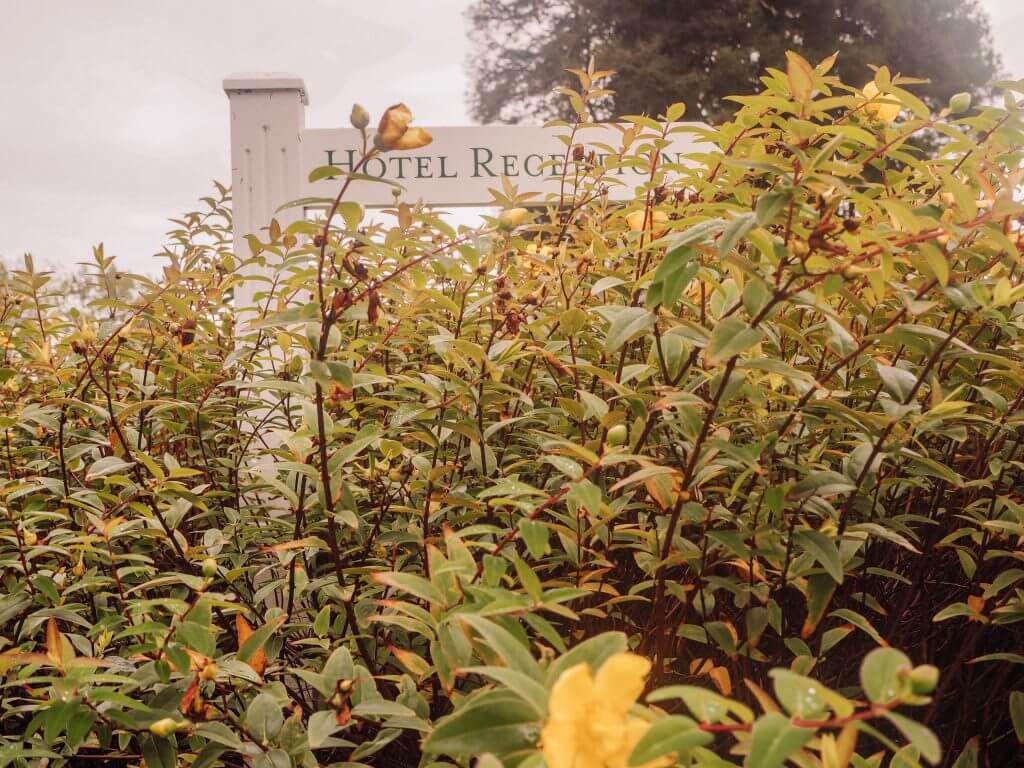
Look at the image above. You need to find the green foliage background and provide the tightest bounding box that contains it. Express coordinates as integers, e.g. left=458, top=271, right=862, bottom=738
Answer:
left=1, top=55, right=1023, bottom=767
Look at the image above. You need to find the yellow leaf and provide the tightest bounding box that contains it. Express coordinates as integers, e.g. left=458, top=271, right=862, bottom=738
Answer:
left=389, top=645, right=431, bottom=679
left=709, top=665, right=732, bottom=696
left=919, top=243, right=950, bottom=286
left=744, top=678, right=781, bottom=714
left=46, top=618, right=63, bottom=666
left=786, top=51, right=815, bottom=103
left=994, top=276, right=1012, bottom=306
left=235, top=614, right=267, bottom=675
left=108, top=428, right=126, bottom=458
left=836, top=722, right=859, bottom=768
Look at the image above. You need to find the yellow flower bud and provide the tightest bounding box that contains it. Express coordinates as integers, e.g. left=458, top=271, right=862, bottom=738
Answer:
left=201, top=661, right=220, bottom=681
left=376, top=104, right=432, bottom=151
left=148, top=717, right=181, bottom=737
left=626, top=209, right=668, bottom=237
left=862, top=82, right=900, bottom=122
left=498, top=208, right=530, bottom=230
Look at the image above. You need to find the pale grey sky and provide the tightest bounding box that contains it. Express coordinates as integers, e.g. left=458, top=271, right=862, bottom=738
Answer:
left=1, top=0, right=1021, bottom=273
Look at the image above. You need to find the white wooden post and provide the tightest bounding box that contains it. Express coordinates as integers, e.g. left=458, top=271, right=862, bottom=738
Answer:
left=223, top=73, right=308, bottom=317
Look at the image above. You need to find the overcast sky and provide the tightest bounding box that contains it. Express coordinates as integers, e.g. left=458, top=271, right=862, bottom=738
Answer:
left=1, top=0, right=1022, bottom=274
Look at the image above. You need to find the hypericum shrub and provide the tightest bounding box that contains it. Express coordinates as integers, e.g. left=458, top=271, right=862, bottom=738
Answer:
left=1, top=53, right=1023, bottom=768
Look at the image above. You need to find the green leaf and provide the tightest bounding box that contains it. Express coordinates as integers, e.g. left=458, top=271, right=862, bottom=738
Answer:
left=176, top=621, right=216, bottom=657
left=830, top=608, right=887, bottom=646
left=85, top=455, right=135, bottom=481
left=794, top=529, right=844, bottom=584
left=706, top=316, right=764, bottom=364
left=423, top=689, right=540, bottom=757
left=756, top=191, right=791, bottom=225
left=969, top=653, right=1024, bottom=665
left=461, top=666, right=549, bottom=716
left=666, top=219, right=725, bottom=250
left=860, top=647, right=912, bottom=704
left=254, top=749, right=291, bottom=768
left=745, top=712, right=814, bottom=768
left=139, top=735, right=177, bottom=768
left=950, top=737, right=978, bottom=768
left=547, top=632, right=628, bottom=685
left=307, top=710, right=340, bottom=749
left=877, top=364, right=917, bottom=402
left=648, top=246, right=697, bottom=309
left=933, top=602, right=980, bottom=622
left=603, top=307, right=656, bottom=353
left=328, top=423, right=382, bottom=471
left=322, top=645, right=355, bottom=695
left=883, top=711, right=941, bottom=765
left=518, top=519, right=550, bottom=558
left=648, top=685, right=752, bottom=724
left=1011, top=691, right=1024, bottom=743
left=718, top=212, right=757, bottom=257
left=195, top=722, right=245, bottom=751
left=246, top=693, right=284, bottom=743
left=460, top=615, right=543, bottom=680
left=628, top=716, right=712, bottom=766
left=372, top=572, right=444, bottom=605
left=769, top=669, right=827, bottom=719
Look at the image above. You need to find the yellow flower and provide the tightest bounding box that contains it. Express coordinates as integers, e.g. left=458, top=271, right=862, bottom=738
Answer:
left=376, top=103, right=432, bottom=150
left=861, top=82, right=900, bottom=122
left=498, top=207, right=530, bottom=230
left=625, top=210, right=669, bottom=238
left=541, top=652, right=672, bottom=768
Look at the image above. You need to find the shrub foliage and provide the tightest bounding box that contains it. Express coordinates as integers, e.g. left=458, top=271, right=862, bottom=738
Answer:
left=1, top=55, right=1023, bottom=767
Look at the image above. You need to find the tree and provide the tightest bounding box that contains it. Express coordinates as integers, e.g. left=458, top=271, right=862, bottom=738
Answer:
left=467, top=0, right=1002, bottom=123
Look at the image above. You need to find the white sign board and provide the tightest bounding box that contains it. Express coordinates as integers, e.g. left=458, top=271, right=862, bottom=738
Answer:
left=223, top=73, right=703, bottom=307
left=301, top=125, right=704, bottom=207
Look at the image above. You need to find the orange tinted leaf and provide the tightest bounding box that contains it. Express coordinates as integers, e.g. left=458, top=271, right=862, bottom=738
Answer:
left=46, top=618, right=62, bottom=665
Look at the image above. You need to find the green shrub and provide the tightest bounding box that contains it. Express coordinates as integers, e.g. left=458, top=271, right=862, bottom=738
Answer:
left=1, top=53, right=1023, bottom=767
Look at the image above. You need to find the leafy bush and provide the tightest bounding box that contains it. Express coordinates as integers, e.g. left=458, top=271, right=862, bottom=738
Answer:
left=2, top=54, right=1023, bottom=767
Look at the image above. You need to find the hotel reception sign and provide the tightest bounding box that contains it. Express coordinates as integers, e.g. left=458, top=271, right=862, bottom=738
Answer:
left=223, top=72, right=705, bottom=305
left=300, top=124, right=706, bottom=207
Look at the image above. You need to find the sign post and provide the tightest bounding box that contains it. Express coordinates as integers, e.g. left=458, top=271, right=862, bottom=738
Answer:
left=223, top=73, right=308, bottom=315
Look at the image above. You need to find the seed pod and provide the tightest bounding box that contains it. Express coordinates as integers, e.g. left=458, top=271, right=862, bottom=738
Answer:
left=607, top=424, right=628, bottom=446
left=948, top=92, right=972, bottom=115
left=179, top=319, right=197, bottom=348
left=149, top=717, right=180, bottom=737
left=367, top=290, right=381, bottom=324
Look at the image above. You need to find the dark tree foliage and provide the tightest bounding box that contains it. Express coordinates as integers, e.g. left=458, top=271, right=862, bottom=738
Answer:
left=466, top=0, right=1002, bottom=123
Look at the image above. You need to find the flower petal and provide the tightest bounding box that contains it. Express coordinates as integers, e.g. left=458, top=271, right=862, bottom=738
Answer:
left=394, top=126, right=433, bottom=150
left=541, top=718, right=579, bottom=768
left=594, top=652, right=651, bottom=711
left=378, top=103, right=413, bottom=147
left=549, top=662, right=595, bottom=722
